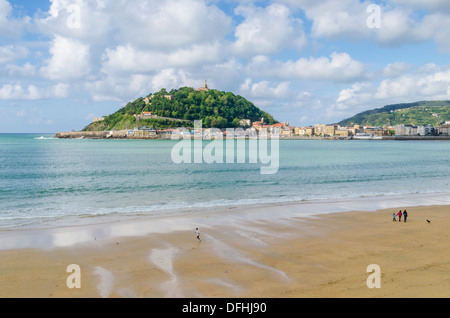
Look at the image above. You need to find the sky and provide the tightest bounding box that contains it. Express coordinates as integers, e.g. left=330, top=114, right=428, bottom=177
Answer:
left=1, top=0, right=450, bottom=133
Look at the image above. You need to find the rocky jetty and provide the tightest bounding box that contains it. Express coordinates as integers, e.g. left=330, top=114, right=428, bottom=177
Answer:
left=54, top=130, right=160, bottom=139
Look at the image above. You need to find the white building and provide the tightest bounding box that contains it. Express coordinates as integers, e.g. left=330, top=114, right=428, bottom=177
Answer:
left=394, top=125, right=417, bottom=136
left=417, top=124, right=435, bottom=136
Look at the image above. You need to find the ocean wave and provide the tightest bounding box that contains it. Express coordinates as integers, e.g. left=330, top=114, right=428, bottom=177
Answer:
left=34, top=136, right=56, bottom=140
left=2, top=189, right=449, bottom=230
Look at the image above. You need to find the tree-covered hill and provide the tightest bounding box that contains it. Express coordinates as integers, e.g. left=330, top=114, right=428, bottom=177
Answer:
left=83, top=87, right=278, bottom=131
left=337, top=101, right=450, bottom=127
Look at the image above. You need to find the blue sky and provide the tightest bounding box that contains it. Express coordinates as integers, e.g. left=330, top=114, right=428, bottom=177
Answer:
left=1, top=0, right=450, bottom=133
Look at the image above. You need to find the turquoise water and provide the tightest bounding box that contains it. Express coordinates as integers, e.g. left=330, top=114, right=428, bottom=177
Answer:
left=0, top=134, right=449, bottom=229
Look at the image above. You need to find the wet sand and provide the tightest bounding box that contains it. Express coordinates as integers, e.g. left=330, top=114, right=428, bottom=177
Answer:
left=0, top=204, right=449, bottom=298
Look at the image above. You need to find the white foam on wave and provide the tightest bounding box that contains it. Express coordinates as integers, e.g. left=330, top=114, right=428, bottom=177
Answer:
left=3, top=190, right=450, bottom=232
left=34, top=136, right=56, bottom=140
left=1, top=191, right=449, bottom=251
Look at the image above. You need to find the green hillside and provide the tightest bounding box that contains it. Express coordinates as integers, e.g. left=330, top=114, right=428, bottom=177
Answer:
left=337, top=101, right=450, bottom=127
left=83, top=87, right=277, bottom=131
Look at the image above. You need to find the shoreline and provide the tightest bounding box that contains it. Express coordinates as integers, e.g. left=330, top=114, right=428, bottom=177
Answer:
left=1, top=191, right=449, bottom=250
left=3, top=132, right=450, bottom=141
left=53, top=131, right=450, bottom=141
left=0, top=195, right=449, bottom=298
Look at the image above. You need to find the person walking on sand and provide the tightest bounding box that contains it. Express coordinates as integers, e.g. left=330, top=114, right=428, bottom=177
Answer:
left=403, top=210, right=408, bottom=222
left=397, top=210, right=402, bottom=222
left=393, top=212, right=397, bottom=221
left=195, top=228, right=201, bottom=242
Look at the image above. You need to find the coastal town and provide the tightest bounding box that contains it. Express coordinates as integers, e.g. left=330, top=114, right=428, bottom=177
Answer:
left=65, top=83, right=450, bottom=140
left=170, top=119, right=450, bottom=139
left=56, top=115, right=450, bottom=140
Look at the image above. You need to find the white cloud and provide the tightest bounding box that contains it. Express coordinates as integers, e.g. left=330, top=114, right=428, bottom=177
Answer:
left=336, top=82, right=374, bottom=106
left=200, top=58, right=245, bottom=90
left=37, top=0, right=231, bottom=48
left=4, top=0, right=450, bottom=131
left=297, top=0, right=372, bottom=40
left=37, top=0, right=113, bottom=43
left=418, top=14, right=450, bottom=52
left=87, top=75, right=146, bottom=102
left=239, top=78, right=291, bottom=99
left=40, top=35, right=91, bottom=81
left=87, top=68, right=200, bottom=102
left=286, top=0, right=450, bottom=49
left=247, top=52, right=366, bottom=82
left=150, top=69, right=195, bottom=93
left=0, top=82, right=69, bottom=100
left=375, top=7, right=426, bottom=45
left=167, top=42, right=225, bottom=69
left=0, top=45, right=28, bottom=64
left=5, top=63, right=36, bottom=77
left=0, top=0, right=13, bottom=24
left=373, top=65, right=450, bottom=101
left=0, top=0, right=29, bottom=38
left=233, top=3, right=306, bottom=56
left=32, top=0, right=233, bottom=103
left=391, top=0, right=450, bottom=11
left=52, top=83, right=69, bottom=98
left=33, top=0, right=215, bottom=53
left=378, top=67, right=450, bottom=100
left=87, top=73, right=152, bottom=102
left=101, top=42, right=225, bottom=75
left=301, top=0, right=422, bottom=46
left=118, top=0, right=231, bottom=50
left=374, top=76, right=418, bottom=100
left=330, top=64, right=450, bottom=121
left=381, top=62, right=413, bottom=78
left=0, top=84, right=43, bottom=100
left=101, top=45, right=163, bottom=75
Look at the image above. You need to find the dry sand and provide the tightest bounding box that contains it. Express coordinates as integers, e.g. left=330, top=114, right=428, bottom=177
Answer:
left=0, top=204, right=449, bottom=298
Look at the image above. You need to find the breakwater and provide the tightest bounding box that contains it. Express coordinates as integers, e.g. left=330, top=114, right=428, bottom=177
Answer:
left=54, top=131, right=161, bottom=139
left=54, top=131, right=450, bottom=140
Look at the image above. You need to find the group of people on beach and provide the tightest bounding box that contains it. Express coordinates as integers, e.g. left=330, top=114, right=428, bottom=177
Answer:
left=393, top=210, right=408, bottom=222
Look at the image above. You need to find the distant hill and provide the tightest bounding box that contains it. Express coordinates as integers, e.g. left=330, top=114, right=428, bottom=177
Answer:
left=337, top=101, right=450, bottom=127
left=83, top=86, right=278, bottom=131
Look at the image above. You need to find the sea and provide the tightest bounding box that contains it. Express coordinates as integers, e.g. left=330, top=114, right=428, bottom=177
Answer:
left=1, top=133, right=449, bottom=231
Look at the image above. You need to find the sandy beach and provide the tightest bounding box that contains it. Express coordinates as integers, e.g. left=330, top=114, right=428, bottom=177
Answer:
left=0, top=202, right=449, bottom=298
